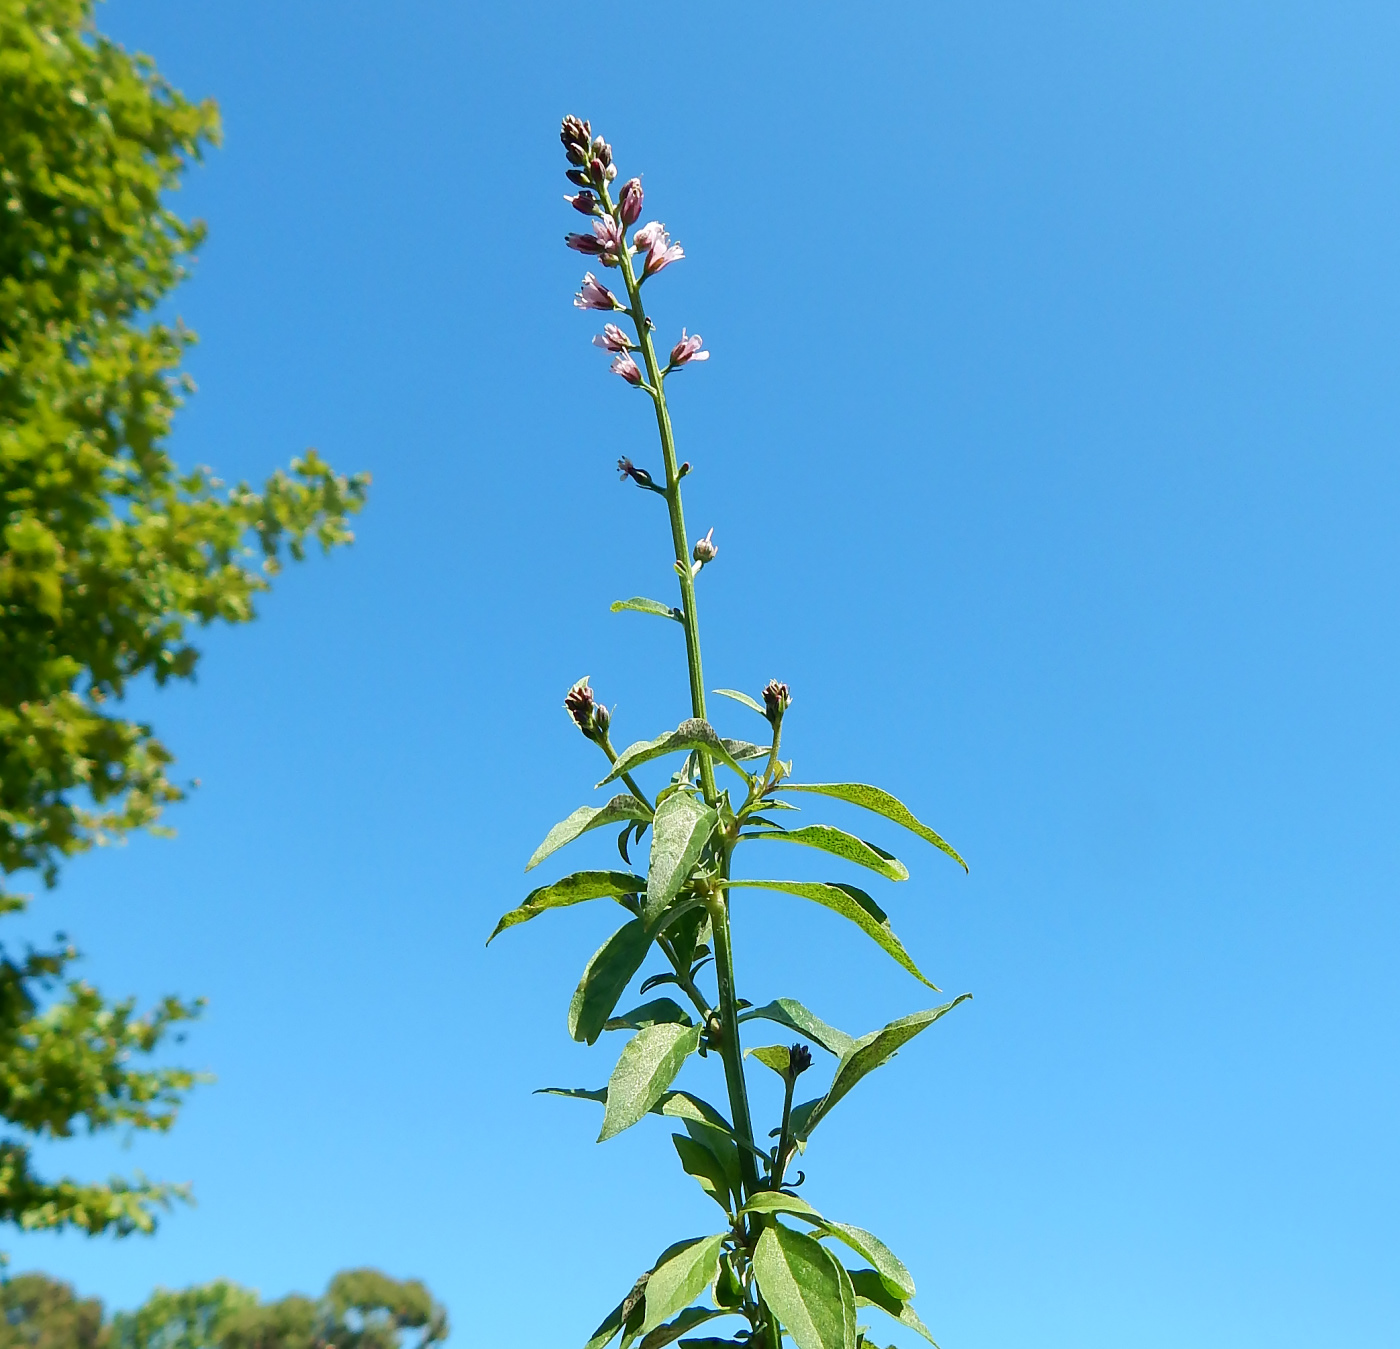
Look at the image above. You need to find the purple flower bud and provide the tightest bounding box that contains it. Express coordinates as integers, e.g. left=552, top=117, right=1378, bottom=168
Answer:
left=762, top=680, right=791, bottom=724
left=591, top=135, right=613, bottom=167
left=574, top=273, right=621, bottom=311
left=669, top=329, right=709, bottom=366
left=565, top=231, right=605, bottom=255
left=610, top=352, right=643, bottom=386
left=788, top=1043, right=813, bottom=1079
left=565, top=191, right=598, bottom=215
left=564, top=676, right=606, bottom=740
left=565, top=168, right=591, bottom=188
left=619, top=178, right=644, bottom=225
left=592, top=323, right=632, bottom=353
left=692, top=528, right=718, bottom=565
left=589, top=158, right=605, bottom=181
left=560, top=116, right=592, bottom=160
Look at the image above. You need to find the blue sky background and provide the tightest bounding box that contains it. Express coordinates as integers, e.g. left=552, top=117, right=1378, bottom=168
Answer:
left=10, top=2, right=1400, bottom=1345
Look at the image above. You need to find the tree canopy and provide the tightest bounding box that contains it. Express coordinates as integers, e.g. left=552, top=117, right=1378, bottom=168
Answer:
left=0, top=0, right=367, bottom=1240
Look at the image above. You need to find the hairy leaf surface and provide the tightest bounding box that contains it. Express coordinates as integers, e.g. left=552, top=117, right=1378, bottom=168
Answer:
left=646, top=795, right=718, bottom=922
left=846, top=1270, right=937, bottom=1346
left=712, top=688, right=766, bottom=715
left=601, top=720, right=750, bottom=787
left=752, top=1224, right=855, bottom=1349
left=822, top=1224, right=915, bottom=1301
left=639, top=1235, right=726, bottom=1335
left=488, top=870, right=644, bottom=943
left=612, top=596, right=682, bottom=622
left=600, top=1023, right=703, bottom=1140
left=775, top=784, right=966, bottom=871
left=528, top=797, right=653, bottom=872
left=672, top=1133, right=734, bottom=1214
left=748, top=825, right=908, bottom=881
left=739, top=999, right=855, bottom=1057
left=639, top=1307, right=727, bottom=1349
left=568, top=920, right=653, bottom=1045
left=605, top=998, right=694, bottom=1032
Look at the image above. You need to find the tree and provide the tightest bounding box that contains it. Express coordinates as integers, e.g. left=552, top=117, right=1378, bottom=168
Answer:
left=0, top=0, right=367, bottom=1240
left=0, top=1270, right=449, bottom=1349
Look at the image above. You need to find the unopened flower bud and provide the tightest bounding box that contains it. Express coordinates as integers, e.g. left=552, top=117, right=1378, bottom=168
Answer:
left=564, top=677, right=605, bottom=740
left=605, top=164, right=618, bottom=182
left=565, top=168, right=591, bottom=188
left=620, top=178, right=644, bottom=225
left=565, top=191, right=598, bottom=215
left=591, top=135, right=613, bottom=167
left=762, top=680, right=791, bottom=724
left=561, top=115, right=592, bottom=154
left=693, top=528, right=718, bottom=565
left=611, top=352, right=643, bottom=386
left=788, top=1043, right=813, bottom=1079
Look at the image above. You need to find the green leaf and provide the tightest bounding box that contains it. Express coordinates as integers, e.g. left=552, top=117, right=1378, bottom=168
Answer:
left=600, top=1023, right=704, bottom=1141
left=681, top=1118, right=743, bottom=1208
left=568, top=920, right=654, bottom=1045
left=789, top=998, right=972, bottom=1141
left=488, top=870, right=646, bottom=943
left=821, top=1224, right=915, bottom=1301
left=605, top=998, right=694, bottom=1032
left=712, top=687, right=766, bottom=715
left=752, top=1224, right=855, bottom=1349
left=672, top=1133, right=735, bottom=1214
left=738, top=999, right=855, bottom=1057
left=741, top=1192, right=823, bottom=1222
left=655, top=1091, right=731, bottom=1130
left=640, top=1235, right=726, bottom=1335
left=721, top=739, right=768, bottom=762
left=726, top=881, right=938, bottom=989
left=601, top=719, right=751, bottom=788
left=645, top=794, right=719, bottom=922
left=747, top=825, right=908, bottom=881
left=535, top=1086, right=608, bottom=1104
left=846, top=1271, right=938, bottom=1347
left=640, top=1307, right=727, bottom=1349
left=528, top=797, right=653, bottom=872
left=775, top=784, right=966, bottom=872
left=745, top=1044, right=794, bottom=1078
left=612, top=596, right=682, bottom=622
left=585, top=1274, right=650, bottom=1349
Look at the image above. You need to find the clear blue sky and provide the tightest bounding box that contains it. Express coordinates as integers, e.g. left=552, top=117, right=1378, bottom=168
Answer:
left=14, top=2, right=1400, bottom=1345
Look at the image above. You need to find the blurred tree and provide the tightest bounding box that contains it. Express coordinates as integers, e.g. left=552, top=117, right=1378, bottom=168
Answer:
left=0, top=0, right=367, bottom=1240
left=0, top=1271, right=447, bottom=1349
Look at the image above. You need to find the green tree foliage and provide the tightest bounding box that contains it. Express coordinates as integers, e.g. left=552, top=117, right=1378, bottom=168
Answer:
left=0, top=0, right=367, bottom=1240
left=0, top=1270, right=448, bottom=1349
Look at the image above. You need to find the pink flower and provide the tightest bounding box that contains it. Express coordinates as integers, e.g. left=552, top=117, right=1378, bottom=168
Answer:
left=592, top=323, right=632, bottom=353
left=574, top=273, right=620, bottom=310
left=565, top=191, right=598, bottom=215
left=610, top=352, right=643, bottom=386
left=634, top=221, right=684, bottom=278
left=619, top=178, right=644, bottom=226
left=669, top=329, right=709, bottom=366
left=566, top=216, right=624, bottom=259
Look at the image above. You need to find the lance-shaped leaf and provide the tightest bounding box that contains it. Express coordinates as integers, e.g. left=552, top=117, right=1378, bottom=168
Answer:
left=745, top=1044, right=795, bottom=1078
left=775, top=783, right=966, bottom=872
left=656, top=1091, right=731, bottom=1129
left=822, top=1224, right=915, bottom=1301
left=639, top=1235, right=726, bottom=1335
left=681, top=1118, right=743, bottom=1207
left=748, top=825, right=908, bottom=881
left=789, top=998, right=972, bottom=1141
left=713, top=687, right=766, bottom=715
left=726, top=881, right=938, bottom=989
left=534, top=1086, right=608, bottom=1104
left=528, top=796, right=653, bottom=872
left=601, top=719, right=751, bottom=788
left=672, top=1133, right=735, bottom=1214
left=568, top=919, right=654, bottom=1045
left=741, top=1191, right=823, bottom=1222
left=489, top=870, right=645, bottom=943
left=752, top=1224, right=856, bottom=1349
left=847, top=1270, right=937, bottom=1347
left=722, top=739, right=768, bottom=762
left=585, top=1273, right=650, bottom=1349
left=639, top=1307, right=727, bottom=1349
left=600, top=1022, right=704, bottom=1141
left=646, top=794, right=719, bottom=922
left=612, top=596, right=682, bottom=622
left=605, top=997, right=694, bottom=1032
left=739, top=999, right=855, bottom=1057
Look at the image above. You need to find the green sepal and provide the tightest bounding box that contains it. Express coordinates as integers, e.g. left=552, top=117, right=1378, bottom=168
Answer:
left=774, top=783, right=966, bottom=872
left=600, top=1023, right=704, bottom=1141
left=488, top=870, right=645, bottom=943
left=612, top=596, right=682, bottom=622
left=846, top=1270, right=938, bottom=1347
left=752, top=1223, right=856, bottom=1349
left=712, top=687, right=766, bottom=715
left=600, top=719, right=751, bottom=788
left=639, top=1307, right=727, bottom=1349
left=528, top=796, right=653, bottom=871
left=747, top=825, right=908, bottom=881
left=738, top=999, right=854, bottom=1057
left=645, top=794, right=719, bottom=922
left=788, top=998, right=972, bottom=1141
left=725, top=880, right=938, bottom=988
left=568, top=919, right=654, bottom=1045
left=605, top=998, right=694, bottom=1032
left=639, top=1235, right=726, bottom=1336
